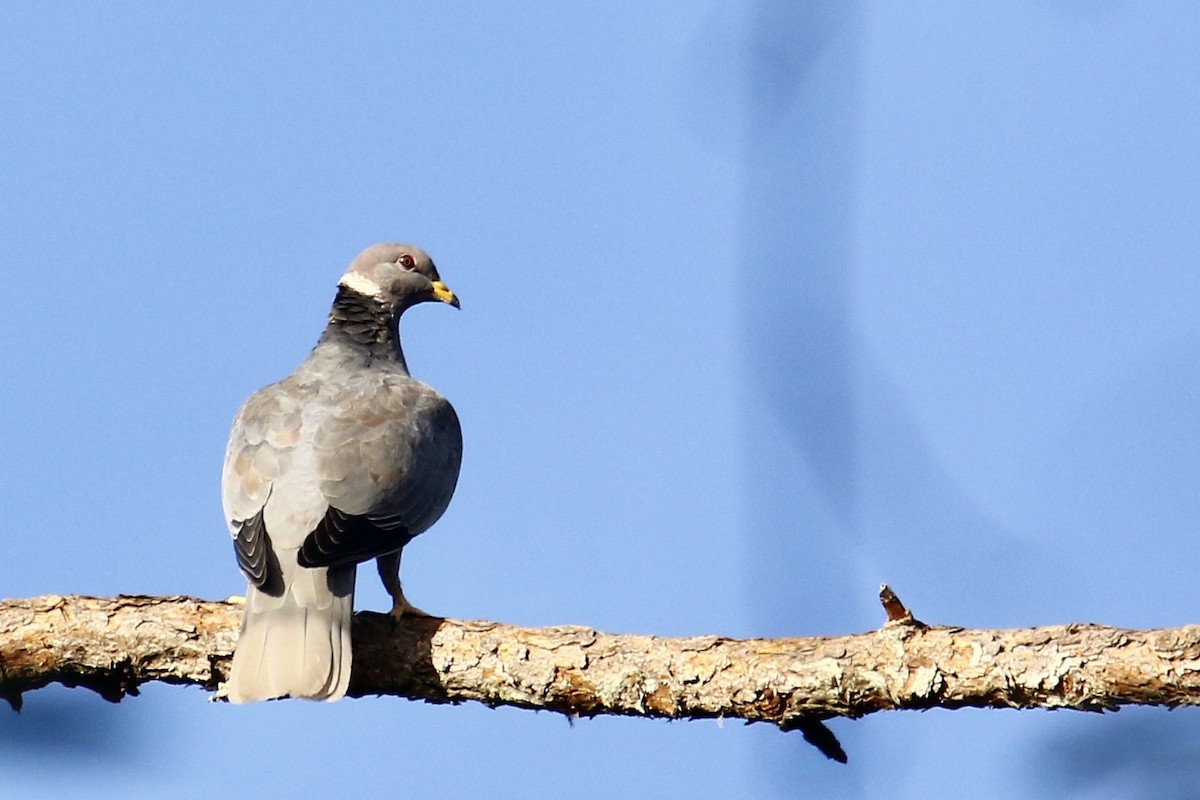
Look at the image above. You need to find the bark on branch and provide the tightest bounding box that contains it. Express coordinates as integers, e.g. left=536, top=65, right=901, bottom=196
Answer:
left=3, top=591, right=1200, bottom=744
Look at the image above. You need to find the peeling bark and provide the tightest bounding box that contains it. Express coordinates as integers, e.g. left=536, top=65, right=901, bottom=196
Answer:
left=3, top=592, right=1199, bottom=737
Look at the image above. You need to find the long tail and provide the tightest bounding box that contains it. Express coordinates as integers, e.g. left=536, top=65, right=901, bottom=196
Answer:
left=226, top=560, right=355, bottom=704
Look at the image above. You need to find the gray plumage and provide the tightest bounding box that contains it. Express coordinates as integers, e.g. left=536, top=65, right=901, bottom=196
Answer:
left=221, top=243, right=462, bottom=703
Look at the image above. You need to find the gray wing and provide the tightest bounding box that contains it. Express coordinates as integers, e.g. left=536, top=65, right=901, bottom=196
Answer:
left=221, top=380, right=316, bottom=594
left=298, top=375, right=462, bottom=569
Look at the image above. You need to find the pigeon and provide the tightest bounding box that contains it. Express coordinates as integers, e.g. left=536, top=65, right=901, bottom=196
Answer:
left=221, top=243, right=462, bottom=704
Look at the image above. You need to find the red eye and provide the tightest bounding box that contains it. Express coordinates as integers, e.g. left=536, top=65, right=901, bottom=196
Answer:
left=398, top=254, right=416, bottom=269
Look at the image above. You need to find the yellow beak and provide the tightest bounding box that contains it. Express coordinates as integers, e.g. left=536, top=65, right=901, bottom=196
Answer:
left=431, top=281, right=460, bottom=309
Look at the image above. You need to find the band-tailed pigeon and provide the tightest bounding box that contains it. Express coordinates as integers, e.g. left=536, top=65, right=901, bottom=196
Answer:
left=221, top=243, right=462, bottom=703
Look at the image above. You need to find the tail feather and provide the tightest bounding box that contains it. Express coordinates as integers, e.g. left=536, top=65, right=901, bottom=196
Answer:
left=227, top=561, right=355, bottom=704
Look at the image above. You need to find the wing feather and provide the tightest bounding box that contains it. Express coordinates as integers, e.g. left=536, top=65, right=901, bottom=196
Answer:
left=301, top=376, right=462, bottom=567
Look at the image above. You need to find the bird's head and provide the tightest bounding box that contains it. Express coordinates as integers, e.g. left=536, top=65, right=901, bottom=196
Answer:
left=338, top=243, right=460, bottom=312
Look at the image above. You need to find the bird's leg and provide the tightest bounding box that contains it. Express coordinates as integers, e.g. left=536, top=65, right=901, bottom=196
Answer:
left=376, top=549, right=431, bottom=619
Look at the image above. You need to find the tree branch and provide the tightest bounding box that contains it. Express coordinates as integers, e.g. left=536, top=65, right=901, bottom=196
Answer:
left=3, top=590, right=1199, bottom=743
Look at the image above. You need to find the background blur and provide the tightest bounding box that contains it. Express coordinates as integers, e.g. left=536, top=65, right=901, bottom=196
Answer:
left=2, top=3, right=1198, bottom=798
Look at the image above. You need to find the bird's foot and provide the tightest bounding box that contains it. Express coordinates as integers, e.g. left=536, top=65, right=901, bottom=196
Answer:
left=389, top=596, right=432, bottom=620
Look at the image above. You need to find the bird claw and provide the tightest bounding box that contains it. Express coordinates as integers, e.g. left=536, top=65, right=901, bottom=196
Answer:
left=389, top=597, right=432, bottom=620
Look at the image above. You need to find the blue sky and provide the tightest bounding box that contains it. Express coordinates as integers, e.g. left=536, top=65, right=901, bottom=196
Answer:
left=2, top=3, right=1198, bottom=798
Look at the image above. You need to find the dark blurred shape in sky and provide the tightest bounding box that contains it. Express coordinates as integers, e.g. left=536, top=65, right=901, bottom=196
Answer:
left=744, top=0, right=861, bottom=529
left=1029, top=706, right=1200, bottom=799
left=740, top=1, right=1200, bottom=797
